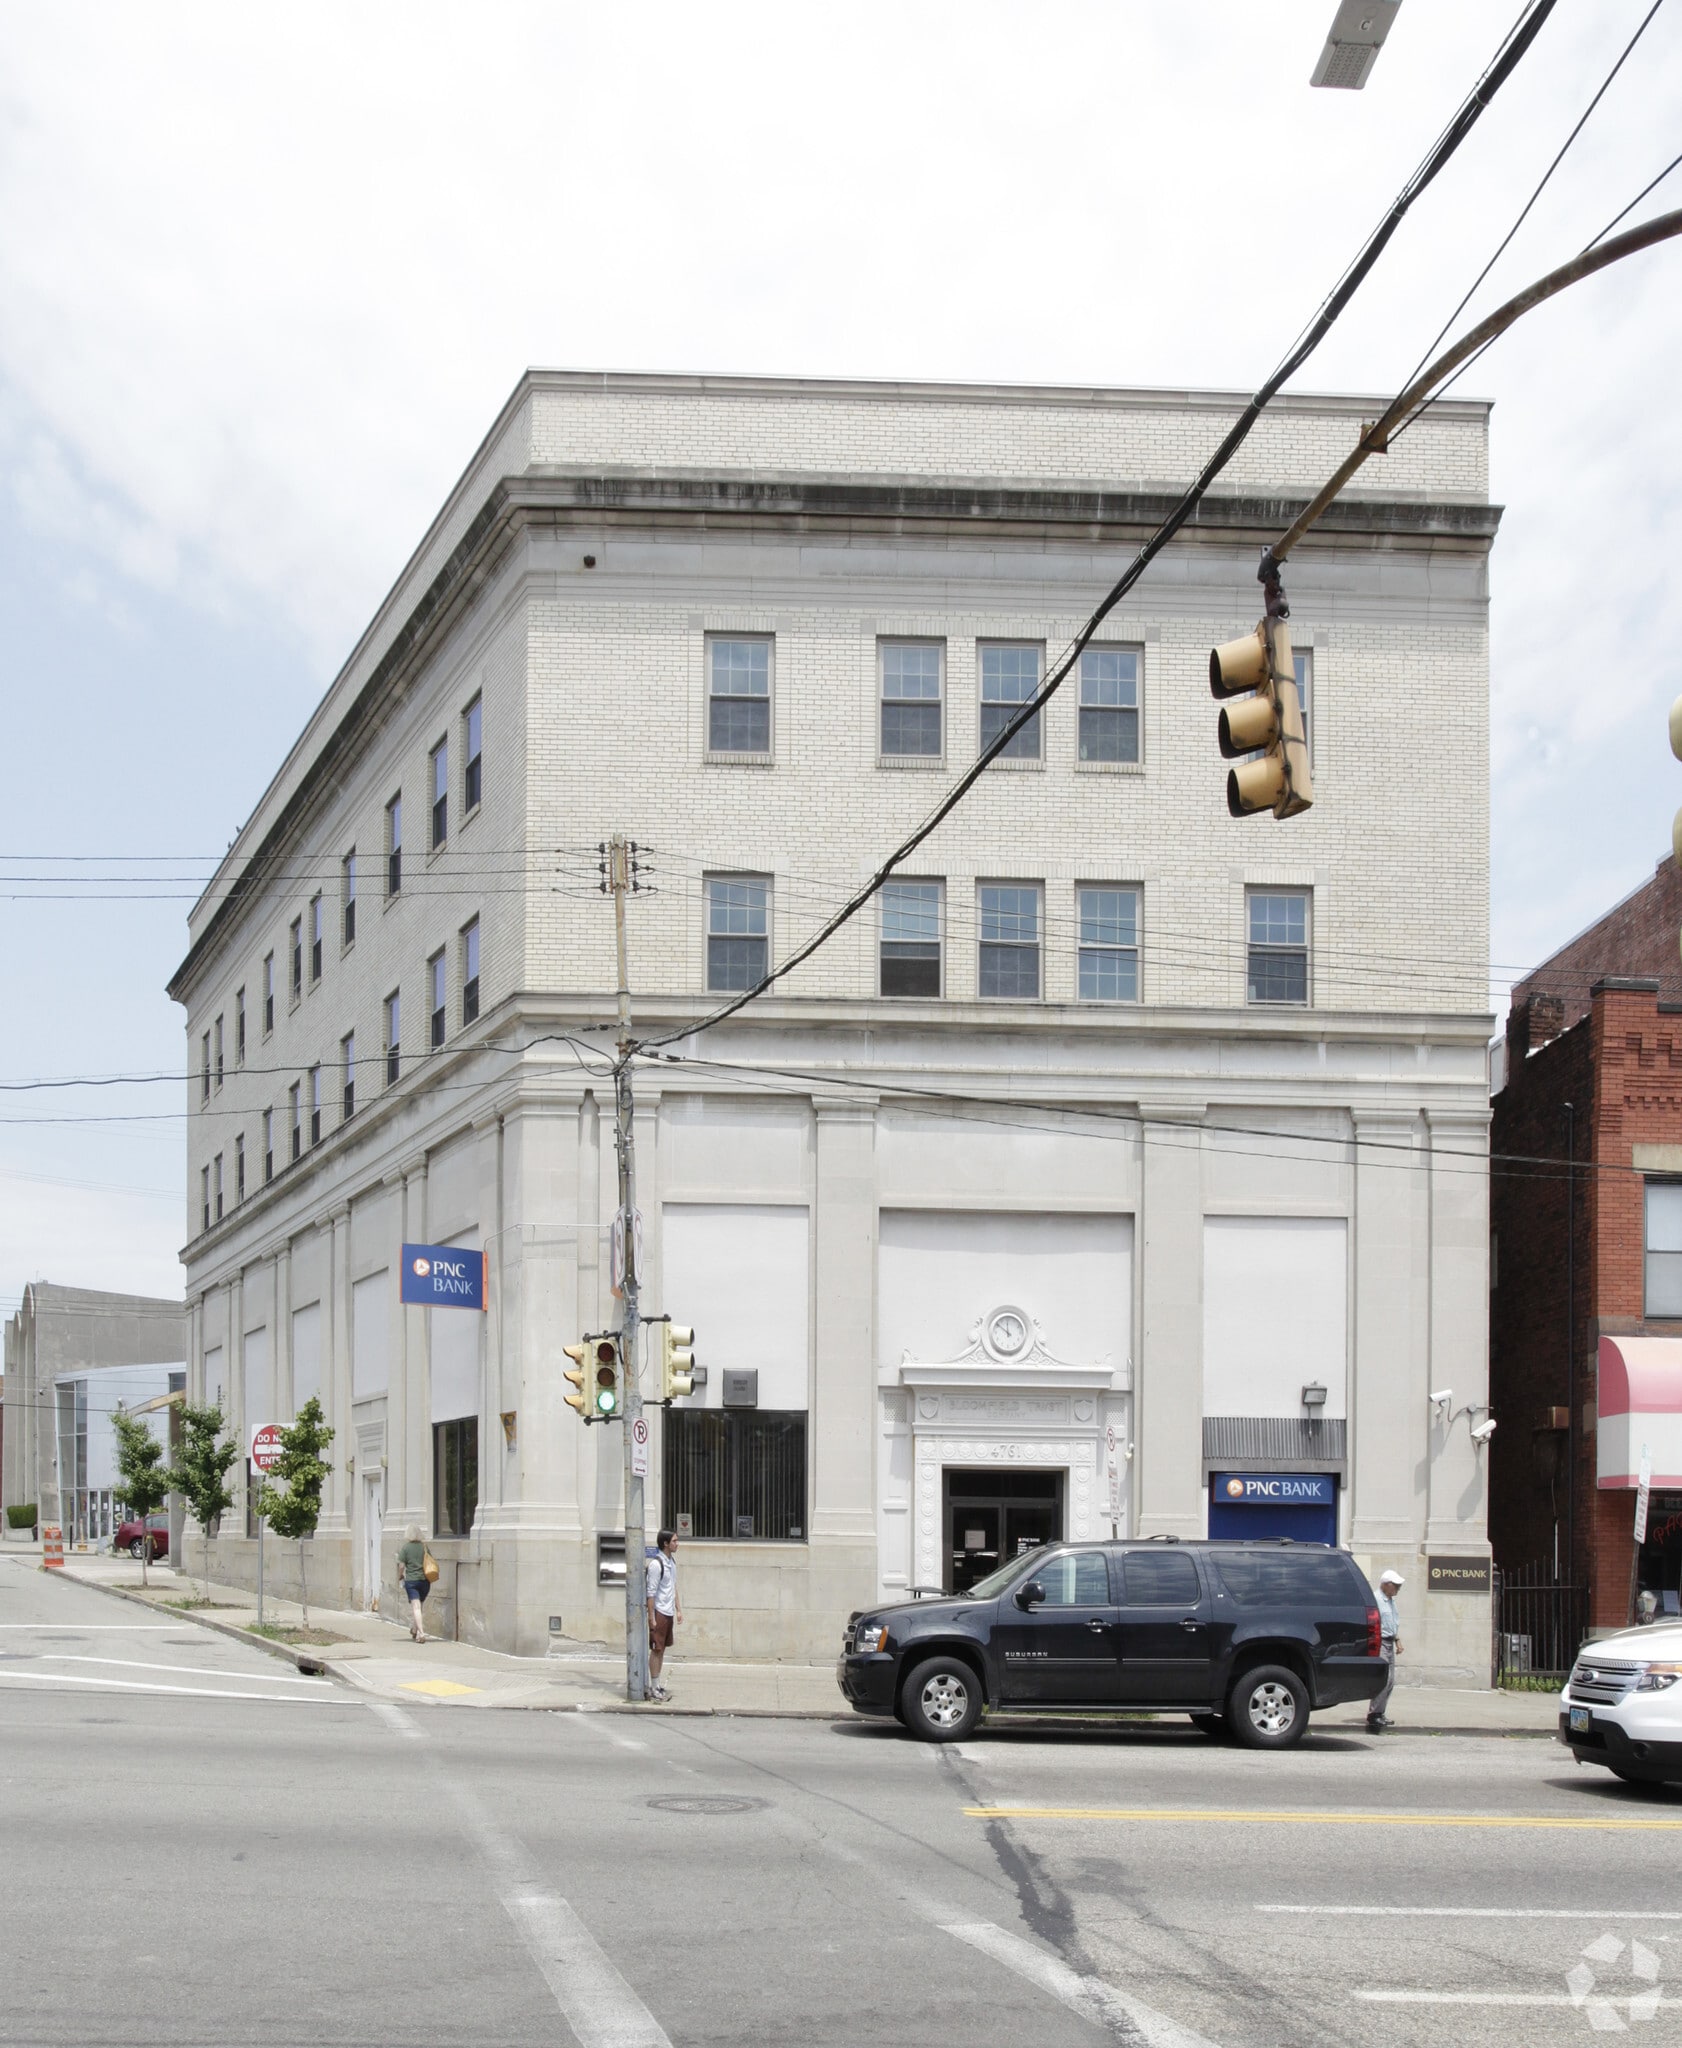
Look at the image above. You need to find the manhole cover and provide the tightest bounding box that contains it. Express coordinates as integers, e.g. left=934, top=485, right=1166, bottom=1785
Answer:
left=645, top=1794, right=766, bottom=1816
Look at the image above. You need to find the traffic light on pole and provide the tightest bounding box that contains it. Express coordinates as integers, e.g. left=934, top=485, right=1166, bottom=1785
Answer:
left=1210, top=616, right=1313, bottom=820
left=591, top=1336, right=622, bottom=1420
left=658, top=1324, right=695, bottom=1403
left=562, top=1341, right=590, bottom=1421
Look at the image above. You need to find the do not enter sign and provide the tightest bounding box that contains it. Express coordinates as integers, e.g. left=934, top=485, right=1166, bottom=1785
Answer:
left=250, top=1424, right=284, bottom=1473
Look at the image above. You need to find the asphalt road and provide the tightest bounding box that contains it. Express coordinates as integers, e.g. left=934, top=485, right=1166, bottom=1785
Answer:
left=4, top=1554, right=1679, bottom=2047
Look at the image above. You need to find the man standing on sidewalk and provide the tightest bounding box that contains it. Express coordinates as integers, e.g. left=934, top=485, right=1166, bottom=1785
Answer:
left=645, top=1528, right=681, bottom=1702
left=1368, top=1568, right=1403, bottom=1731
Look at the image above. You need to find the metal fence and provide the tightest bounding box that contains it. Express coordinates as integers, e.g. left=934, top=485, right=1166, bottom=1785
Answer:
left=1493, top=1564, right=1589, bottom=1683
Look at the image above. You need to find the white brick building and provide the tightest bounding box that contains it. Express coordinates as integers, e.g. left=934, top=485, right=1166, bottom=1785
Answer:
left=170, top=371, right=1497, bottom=1676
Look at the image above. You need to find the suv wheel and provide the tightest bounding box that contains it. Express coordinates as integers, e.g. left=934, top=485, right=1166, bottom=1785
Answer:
left=1228, top=1665, right=1308, bottom=1749
left=901, top=1656, right=983, bottom=1742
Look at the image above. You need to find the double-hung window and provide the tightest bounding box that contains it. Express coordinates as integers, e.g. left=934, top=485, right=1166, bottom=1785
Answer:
left=1247, top=889, right=1309, bottom=1005
left=214, top=1016, right=224, bottom=1089
left=706, top=876, right=769, bottom=992
left=707, top=637, right=771, bottom=755
left=384, top=991, right=401, bottom=1086
left=461, top=918, right=480, bottom=1026
left=1078, top=647, right=1140, bottom=763
left=262, top=1109, right=274, bottom=1185
left=309, top=1065, right=322, bottom=1147
left=463, top=697, right=482, bottom=812
left=309, top=896, right=323, bottom=983
left=341, top=1032, right=356, bottom=1121
left=430, top=741, right=448, bottom=849
left=342, top=852, right=356, bottom=947
left=201, top=1032, right=211, bottom=1103
left=1077, top=886, right=1141, bottom=1001
left=289, top=919, right=302, bottom=1001
left=235, top=990, right=246, bottom=1067
left=880, top=642, right=942, bottom=759
left=979, top=644, right=1042, bottom=760
left=1645, top=1183, right=1682, bottom=1316
left=289, top=1083, right=302, bottom=1162
left=234, top=1135, right=245, bottom=1205
left=386, top=794, right=402, bottom=897
left=263, top=953, right=275, bottom=1035
left=880, top=881, right=942, bottom=997
left=213, top=1153, right=224, bottom=1222
left=978, top=884, right=1041, bottom=998
left=201, top=1166, right=210, bottom=1233
left=429, top=950, right=447, bottom=1048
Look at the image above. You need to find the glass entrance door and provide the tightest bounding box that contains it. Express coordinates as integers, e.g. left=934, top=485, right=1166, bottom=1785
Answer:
left=943, top=1468, right=1065, bottom=1593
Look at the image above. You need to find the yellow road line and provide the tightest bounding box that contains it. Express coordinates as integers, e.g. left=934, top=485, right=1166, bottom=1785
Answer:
left=964, top=1807, right=1682, bottom=1831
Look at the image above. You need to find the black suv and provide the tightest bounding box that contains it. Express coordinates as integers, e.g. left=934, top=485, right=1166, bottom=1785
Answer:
left=838, top=1539, right=1384, bottom=1747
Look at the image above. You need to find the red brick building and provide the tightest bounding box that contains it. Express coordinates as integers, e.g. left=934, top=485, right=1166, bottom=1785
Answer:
left=1491, top=859, right=1682, bottom=1628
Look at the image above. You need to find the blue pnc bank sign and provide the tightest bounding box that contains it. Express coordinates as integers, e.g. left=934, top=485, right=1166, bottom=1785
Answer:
left=400, top=1243, right=487, bottom=1311
left=1213, top=1472, right=1336, bottom=1507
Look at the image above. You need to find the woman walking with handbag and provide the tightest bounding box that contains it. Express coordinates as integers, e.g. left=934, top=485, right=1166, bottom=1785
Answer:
left=396, top=1522, right=436, bottom=1642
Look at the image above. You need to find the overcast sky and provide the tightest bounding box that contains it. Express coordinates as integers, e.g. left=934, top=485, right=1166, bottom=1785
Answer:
left=0, top=0, right=1678, bottom=1308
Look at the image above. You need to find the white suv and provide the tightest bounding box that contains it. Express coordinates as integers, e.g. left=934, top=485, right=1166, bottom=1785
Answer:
left=1561, top=1622, right=1682, bottom=1785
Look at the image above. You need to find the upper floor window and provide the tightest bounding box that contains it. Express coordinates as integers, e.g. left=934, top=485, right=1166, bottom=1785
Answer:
left=1293, top=648, right=1314, bottom=759
left=342, top=851, right=356, bottom=947
left=978, top=884, right=1041, bottom=999
left=706, top=876, right=769, bottom=991
left=1645, top=1183, right=1682, bottom=1316
left=262, top=953, right=275, bottom=1036
left=309, top=1065, right=322, bottom=1146
left=431, top=740, right=448, bottom=849
left=262, top=1108, right=274, bottom=1185
left=1247, top=889, right=1309, bottom=1006
left=309, top=896, right=323, bottom=983
left=201, top=1165, right=210, bottom=1234
left=235, top=989, right=246, bottom=1067
left=880, top=643, right=942, bottom=759
left=429, top=949, right=446, bottom=1048
left=234, top=1135, right=245, bottom=1205
left=880, top=881, right=942, bottom=997
left=213, top=1153, right=224, bottom=1222
left=707, top=637, right=771, bottom=756
left=1077, top=885, right=1141, bottom=1002
left=461, top=918, right=481, bottom=1025
left=386, top=793, right=403, bottom=897
left=384, top=990, right=401, bottom=1087
left=1078, top=648, right=1140, bottom=763
left=341, top=1032, right=356, bottom=1122
left=201, top=1031, right=211, bottom=1103
left=979, top=644, right=1042, bottom=760
left=463, top=697, right=482, bottom=812
left=289, top=1082, right=302, bottom=1161
left=213, top=1015, right=224, bottom=1089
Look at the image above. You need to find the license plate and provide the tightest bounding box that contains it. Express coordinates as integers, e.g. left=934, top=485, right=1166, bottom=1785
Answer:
left=1569, top=1706, right=1592, bottom=1734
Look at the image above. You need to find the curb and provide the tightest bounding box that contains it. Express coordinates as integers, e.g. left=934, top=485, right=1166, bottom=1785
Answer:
left=48, top=1569, right=338, bottom=1678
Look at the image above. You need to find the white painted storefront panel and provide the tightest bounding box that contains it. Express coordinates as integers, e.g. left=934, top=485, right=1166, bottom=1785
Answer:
left=430, top=1229, right=482, bottom=1423
left=351, top=1271, right=390, bottom=1399
left=1202, top=1216, right=1348, bottom=1417
left=661, top=1204, right=809, bottom=1409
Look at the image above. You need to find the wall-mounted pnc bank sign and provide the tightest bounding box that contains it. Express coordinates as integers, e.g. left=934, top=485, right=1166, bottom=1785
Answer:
left=400, top=1243, right=487, bottom=1311
left=1214, top=1473, right=1336, bottom=1506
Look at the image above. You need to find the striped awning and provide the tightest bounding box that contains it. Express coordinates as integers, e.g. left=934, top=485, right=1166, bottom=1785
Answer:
left=1597, top=1337, right=1682, bottom=1489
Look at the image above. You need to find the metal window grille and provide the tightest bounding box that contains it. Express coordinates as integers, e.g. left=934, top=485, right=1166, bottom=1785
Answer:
left=434, top=1416, right=478, bottom=1537
left=662, top=1410, right=807, bottom=1541
left=1078, top=648, right=1140, bottom=763
left=707, top=638, right=771, bottom=754
left=1077, top=885, right=1140, bottom=1001
left=979, top=644, right=1042, bottom=758
left=881, top=643, right=942, bottom=758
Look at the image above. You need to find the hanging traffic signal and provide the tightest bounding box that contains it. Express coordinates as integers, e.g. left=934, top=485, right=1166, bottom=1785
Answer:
left=658, top=1324, right=695, bottom=1403
left=591, top=1336, right=622, bottom=1419
left=1210, top=617, right=1313, bottom=820
left=563, top=1341, right=590, bottom=1421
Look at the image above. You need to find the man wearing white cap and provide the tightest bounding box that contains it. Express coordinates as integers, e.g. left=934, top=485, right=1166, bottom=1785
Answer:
left=1368, top=1569, right=1404, bottom=1731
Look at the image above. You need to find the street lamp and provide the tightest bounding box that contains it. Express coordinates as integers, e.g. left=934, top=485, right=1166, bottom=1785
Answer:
left=1311, top=0, right=1403, bottom=90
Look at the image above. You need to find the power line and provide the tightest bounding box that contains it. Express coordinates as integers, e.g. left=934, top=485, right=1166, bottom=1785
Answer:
left=632, top=1, right=1560, bottom=1056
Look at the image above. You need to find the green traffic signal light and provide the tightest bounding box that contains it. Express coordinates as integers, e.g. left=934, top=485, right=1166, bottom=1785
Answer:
left=593, top=1339, right=619, bottom=1416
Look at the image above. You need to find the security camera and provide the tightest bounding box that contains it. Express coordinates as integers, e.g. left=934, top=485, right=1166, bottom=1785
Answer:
left=1470, top=1417, right=1497, bottom=1444
left=1430, top=1389, right=1453, bottom=1411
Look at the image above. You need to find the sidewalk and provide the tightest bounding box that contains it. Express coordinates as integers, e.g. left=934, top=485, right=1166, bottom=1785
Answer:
left=43, top=1555, right=1564, bottom=1732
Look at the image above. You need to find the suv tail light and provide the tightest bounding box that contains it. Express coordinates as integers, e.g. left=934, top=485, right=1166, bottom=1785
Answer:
left=1366, top=1606, right=1381, bottom=1657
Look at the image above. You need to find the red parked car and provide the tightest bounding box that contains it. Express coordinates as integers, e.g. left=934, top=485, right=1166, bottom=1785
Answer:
left=115, top=1515, right=168, bottom=1561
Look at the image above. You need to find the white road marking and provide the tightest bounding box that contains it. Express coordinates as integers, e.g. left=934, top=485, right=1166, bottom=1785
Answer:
left=609, top=1735, right=648, bottom=1750
left=1359, top=1991, right=1682, bottom=2008
left=943, top=1919, right=1223, bottom=2048
left=45, top=1655, right=330, bottom=1685
left=367, top=1701, right=424, bottom=1740
left=0, top=1623, right=178, bottom=1630
left=0, top=1670, right=343, bottom=1703
left=1261, top=1904, right=1682, bottom=1921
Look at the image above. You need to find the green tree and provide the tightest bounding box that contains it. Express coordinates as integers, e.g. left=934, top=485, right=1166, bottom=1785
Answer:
left=111, top=1407, right=170, bottom=1587
left=256, top=1397, right=334, bottom=1629
left=167, top=1401, right=238, bottom=1602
